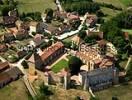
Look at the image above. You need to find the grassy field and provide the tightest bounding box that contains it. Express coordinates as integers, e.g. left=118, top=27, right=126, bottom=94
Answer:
left=120, top=0, right=132, bottom=6
left=95, top=83, right=132, bottom=100
left=52, top=59, right=68, bottom=73
left=95, top=0, right=126, bottom=8
left=62, top=35, right=76, bottom=42
left=50, top=86, right=90, bottom=100
left=15, top=0, right=56, bottom=13
left=101, top=7, right=121, bottom=20
left=95, top=0, right=130, bottom=20
left=0, top=79, right=31, bottom=100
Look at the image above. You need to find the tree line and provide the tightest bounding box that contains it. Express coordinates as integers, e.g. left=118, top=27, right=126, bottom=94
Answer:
left=101, top=10, right=132, bottom=60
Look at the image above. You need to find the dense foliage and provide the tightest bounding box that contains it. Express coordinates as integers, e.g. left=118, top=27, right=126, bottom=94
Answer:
left=126, top=61, right=132, bottom=81
left=101, top=11, right=132, bottom=60
left=60, top=0, right=100, bottom=15
left=45, top=8, right=54, bottom=23
left=68, top=56, right=82, bottom=75
left=20, top=12, right=42, bottom=21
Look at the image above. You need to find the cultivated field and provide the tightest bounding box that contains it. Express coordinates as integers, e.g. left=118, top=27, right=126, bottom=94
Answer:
left=15, top=0, right=56, bottom=13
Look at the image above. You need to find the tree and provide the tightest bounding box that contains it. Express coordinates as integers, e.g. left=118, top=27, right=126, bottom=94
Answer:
left=112, top=96, right=119, bottom=100
left=2, top=0, right=9, bottom=5
left=126, top=61, right=132, bottom=81
left=1, top=5, right=15, bottom=16
left=78, top=30, right=86, bottom=39
left=45, top=8, right=53, bottom=23
left=8, top=55, right=18, bottom=63
left=68, top=56, right=82, bottom=75
left=63, top=41, right=72, bottom=49
left=21, top=60, right=29, bottom=69
left=96, top=10, right=105, bottom=17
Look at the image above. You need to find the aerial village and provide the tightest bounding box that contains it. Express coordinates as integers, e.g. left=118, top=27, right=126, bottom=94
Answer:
left=0, top=0, right=132, bottom=100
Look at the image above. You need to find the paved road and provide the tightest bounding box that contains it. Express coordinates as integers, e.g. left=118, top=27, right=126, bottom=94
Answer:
left=56, top=13, right=88, bottom=40
left=0, top=56, right=6, bottom=62
left=56, top=0, right=63, bottom=12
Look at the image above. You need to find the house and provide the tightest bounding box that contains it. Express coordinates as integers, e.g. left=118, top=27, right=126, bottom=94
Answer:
left=15, top=29, right=29, bottom=40
left=86, top=14, right=97, bottom=27
left=67, top=12, right=80, bottom=21
left=7, top=67, right=23, bottom=81
left=0, top=44, right=8, bottom=52
left=46, top=25, right=58, bottom=34
left=27, top=42, right=65, bottom=70
left=54, top=10, right=67, bottom=21
left=77, top=44, right=115, bottom=70
left=0, top=67, right=23, bottom=88
left=29, top=21, right=38, bottom=34
left=0, top=73, right=11, bottom=88
left=33, top=34, right=44, bottom=46
left=86, top=30, right=104, bottom=39
left=124, top=32, right=129, bottom=40
left=3, top=16, right=17, bottom=28
left=17, top=51, right=27, bottom=59
left=47, top=23, right=71, bottom=36
left=15, top=20, right=29, bottom=31
left=7, top=27, right=29, bottom=40
left=36, top=22, right=48, bottom=33
left=8, top=9, right=19, bottom=17
left=3, top=32, right=15, bottom=43
left=72, top=35, right=82, bottom=45
left=40, top=42, right=64, bottom=67
left=0, top=62, right=10, bottom=72
left=79, top=67, right=119, bottom=91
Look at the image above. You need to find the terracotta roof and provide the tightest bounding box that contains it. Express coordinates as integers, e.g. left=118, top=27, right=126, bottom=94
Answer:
left=0, top=62, right=10, bottom=71
left=97, top=40, right=107, bottom=46
left=86, top=31, right=104, bottom=39
left=7, top=27, right=18, bottom=34
left=0, top=44, right=8, bottom=52
left=99, top=59, right=113, bottom=68
left=0, top=73, right=11, bottom=84
left=29, top=21, right=38, bottom=27
left=41, top=42, right=64, bottom=61
left=124, top=32, right=129, bottom=40
left=76, top=46, right=114, bottom=68
left=67, top=13, right=80, bottom=20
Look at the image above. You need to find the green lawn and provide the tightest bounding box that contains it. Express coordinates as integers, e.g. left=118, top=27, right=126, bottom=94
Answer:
left=62, top=35, right=76, bottom=42
left=52, top=59, right=68, bottom=73
left=122, top=29, right=132, bottom=35
left=95, top=83, right=132, bottom=100
left=0, top=79, right=31, bottom=100
left=15, top=0, right=56, bottom=13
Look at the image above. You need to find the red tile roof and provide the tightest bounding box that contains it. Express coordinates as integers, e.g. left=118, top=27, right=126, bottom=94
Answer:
left=41, top=42, right=64, bottom=61
left=0, top=62, right=10, bottom=71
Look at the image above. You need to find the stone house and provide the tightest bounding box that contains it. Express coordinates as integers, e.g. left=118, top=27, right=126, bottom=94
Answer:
left=79, top=67, right=119, bottom=91
left=28, top=42, right=65, bottom=71
left=3, top=16, right=17, bottom=28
